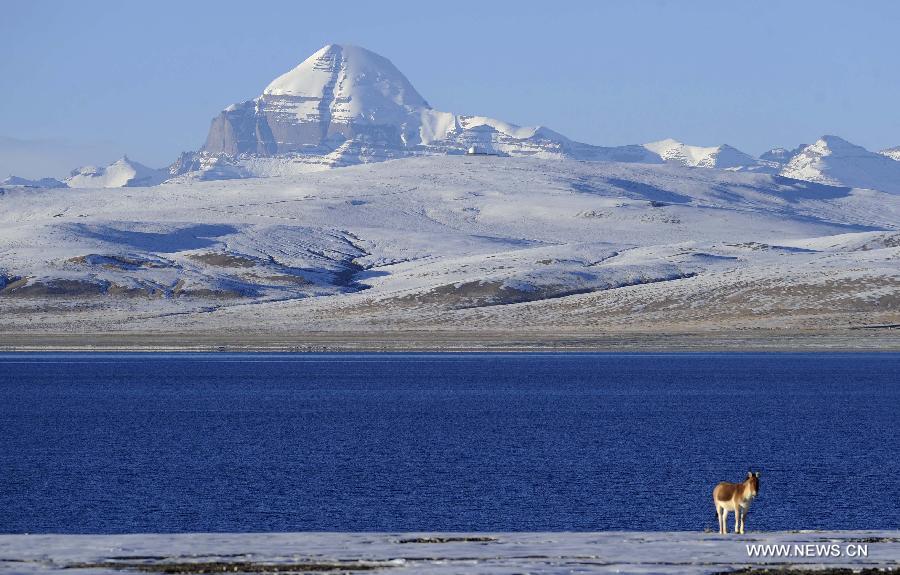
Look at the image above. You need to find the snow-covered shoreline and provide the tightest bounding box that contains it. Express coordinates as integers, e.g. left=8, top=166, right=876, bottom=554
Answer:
left=1, top=531, right=898, bottom=574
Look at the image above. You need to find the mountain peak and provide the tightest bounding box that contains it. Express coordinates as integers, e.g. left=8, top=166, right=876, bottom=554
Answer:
left=760, top=145, right=806, bottom=166
left=794, top=136, right=884, bottom=163
left=199, top=43, right=659, bottom=165
left=203, top=44, right=433, bottom=156
left=811, top=135, right=863, bottom=153
left=643, top=138, right=760, bottom=170
left=66, top=156, right=165, bottom=188
left=781, top=136, right=900, bottom=193
left=880, top=146, right=900, bottom=161
left=262, top=44, right=429, bottom=109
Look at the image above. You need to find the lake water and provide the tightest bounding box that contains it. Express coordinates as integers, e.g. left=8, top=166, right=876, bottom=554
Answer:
left=1, top=353, right=897, bottom=533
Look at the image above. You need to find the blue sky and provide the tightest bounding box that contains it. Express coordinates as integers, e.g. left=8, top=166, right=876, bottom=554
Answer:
left=3, top=1, right=899, bottom=177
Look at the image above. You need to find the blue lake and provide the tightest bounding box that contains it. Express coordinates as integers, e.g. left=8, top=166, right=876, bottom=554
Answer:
left=0, top=353, right=897, bottom=533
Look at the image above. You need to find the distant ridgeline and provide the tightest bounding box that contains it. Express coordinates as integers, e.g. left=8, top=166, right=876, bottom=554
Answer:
left=7, top=44, right=900, bottom=193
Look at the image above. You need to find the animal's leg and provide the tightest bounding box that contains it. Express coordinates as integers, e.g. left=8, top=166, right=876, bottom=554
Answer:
left=734, top=506, right=742, bottom=534
left=721, top=509, right=728, bottom=534
left=716, top=506, right=722, bottom=533
left=740, top=506, right=747, bottom=534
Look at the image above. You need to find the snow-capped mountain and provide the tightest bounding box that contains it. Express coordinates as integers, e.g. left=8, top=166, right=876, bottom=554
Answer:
left=1, top=175, right=66, bottom=188
left=642, top=139, right=766, bottom=171
left=174, top=44, right=659, bottom=179
left=779, top=135, right=900, bottom=194
left=203, top=43, right=429, bottom=157
left=880, top=146, right=900, bottom=161
left=759, top=145, right=807, bottom=167
left=66, top=156, right=167, bottom=188
left=9, top=44, right=900, bottom=198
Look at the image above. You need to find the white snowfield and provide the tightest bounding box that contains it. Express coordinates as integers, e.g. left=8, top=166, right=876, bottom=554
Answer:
left=1, top=155, right=898, bottom=338
left=0, top=531, right=897, bottom=574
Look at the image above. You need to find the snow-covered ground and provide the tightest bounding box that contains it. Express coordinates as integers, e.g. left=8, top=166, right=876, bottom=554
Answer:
left=1, top=155, right=898, bottom=339
left=1, top=531, right=897, bottom=574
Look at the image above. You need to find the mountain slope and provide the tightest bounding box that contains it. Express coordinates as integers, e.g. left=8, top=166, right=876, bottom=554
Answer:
left=67, top=157, right=167, bottom=188
left=780, top=136, right=900, bottom=194
left=880, top=146, right=900, bottom=161
left=760, top=144, right=806, bottom=167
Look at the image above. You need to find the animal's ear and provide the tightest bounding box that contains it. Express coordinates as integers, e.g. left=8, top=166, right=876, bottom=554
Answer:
left=747, top=470, right=753, bottom=477
left=755, top=471, right=761, bottom=478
